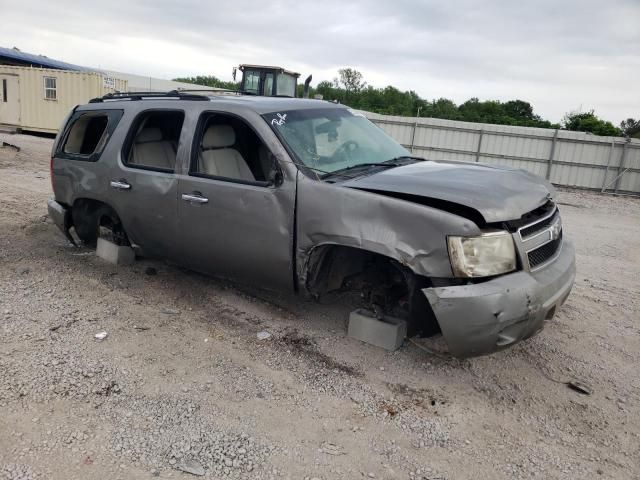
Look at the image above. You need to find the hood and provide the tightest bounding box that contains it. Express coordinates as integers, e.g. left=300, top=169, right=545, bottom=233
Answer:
left=341, top=160, right=554, bottom=224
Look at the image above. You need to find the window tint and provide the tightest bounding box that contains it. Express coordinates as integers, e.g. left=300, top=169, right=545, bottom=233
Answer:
left=44, top=77, right=57, bottom=100
left=62, top=114, right=109, bottom=155
left=191, top=113, right=274, bottom=185
left=124, top=111, right=184, bottom=172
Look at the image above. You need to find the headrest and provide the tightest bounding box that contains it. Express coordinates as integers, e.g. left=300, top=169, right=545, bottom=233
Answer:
left=202, top=125, right=235, bottom=149
left=136, top=128, right=163, bottom=143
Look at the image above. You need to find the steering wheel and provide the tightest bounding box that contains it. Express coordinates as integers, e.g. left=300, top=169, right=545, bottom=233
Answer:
left=331, top=140, right=360, bottom=162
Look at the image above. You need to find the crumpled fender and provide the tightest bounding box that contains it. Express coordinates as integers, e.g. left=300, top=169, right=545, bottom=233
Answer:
left=295, top=174, right=480, bottom=287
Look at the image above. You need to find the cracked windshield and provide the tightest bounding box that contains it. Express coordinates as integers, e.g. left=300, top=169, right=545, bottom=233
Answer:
left=264, top=108, right=409, bottom=175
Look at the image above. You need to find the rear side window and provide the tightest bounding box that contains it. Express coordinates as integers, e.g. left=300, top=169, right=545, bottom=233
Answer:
left=57, top=110, right=123, bottom=161
left=122, top=110, right=184, bottom=172
left=64, top=115, right=108, bottom=154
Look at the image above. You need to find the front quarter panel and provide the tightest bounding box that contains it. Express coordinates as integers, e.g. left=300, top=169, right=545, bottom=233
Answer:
left=295, top=174, right=481, bottom=286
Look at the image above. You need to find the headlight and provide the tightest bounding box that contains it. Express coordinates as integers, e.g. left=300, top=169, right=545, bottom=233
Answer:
left=447, top=231, right=516, bottom=278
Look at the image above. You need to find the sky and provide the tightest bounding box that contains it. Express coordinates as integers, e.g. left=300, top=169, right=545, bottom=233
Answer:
left=1, top=0, right=638, bottom=123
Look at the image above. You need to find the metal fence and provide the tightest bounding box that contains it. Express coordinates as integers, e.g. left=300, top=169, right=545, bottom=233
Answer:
left=362, top=111, right=640, bottom=195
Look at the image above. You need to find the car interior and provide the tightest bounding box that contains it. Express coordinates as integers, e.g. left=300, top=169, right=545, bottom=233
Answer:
left=127, top=111, right=184, bottom=171
left=63, top=113, right=109, bottom=155
left=193, top=114, right=273, bottom=183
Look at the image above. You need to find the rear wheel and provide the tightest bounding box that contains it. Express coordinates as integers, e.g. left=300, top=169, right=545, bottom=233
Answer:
left=71, top=200, right=129, bottom=246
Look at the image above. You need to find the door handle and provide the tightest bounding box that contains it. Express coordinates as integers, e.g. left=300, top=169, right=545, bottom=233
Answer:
left=181, top=193, right=209, bottom=204
left=110, top=180, right=131, bottom=190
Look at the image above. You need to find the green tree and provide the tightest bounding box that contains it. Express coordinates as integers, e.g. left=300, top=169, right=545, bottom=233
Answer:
left=315, top=73, right=562, bottom=129
left=336, top=68, right=366, bottom=97
left=562, top=111, right=622, bottom=137
left=503, top=100, right=536, bottom=121
left=172, top=75, right=238, bottom=90
left=620, top=118, right=640, bottom=138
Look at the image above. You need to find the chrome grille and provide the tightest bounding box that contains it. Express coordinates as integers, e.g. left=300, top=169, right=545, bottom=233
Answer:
left=513, top=204, right=563, bottom=271
left=528, top=232, right=562, bottom=268
left=520, top=209, right=560, bottom=239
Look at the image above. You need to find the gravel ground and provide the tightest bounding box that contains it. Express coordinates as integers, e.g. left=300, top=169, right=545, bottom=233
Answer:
left=0, top=133, right=639, bottom=480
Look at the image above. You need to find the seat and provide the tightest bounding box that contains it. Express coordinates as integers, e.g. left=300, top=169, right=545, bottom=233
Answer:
left=130, top=128, right=176, bottom=170
left=200, top=125, right=255, bottom=181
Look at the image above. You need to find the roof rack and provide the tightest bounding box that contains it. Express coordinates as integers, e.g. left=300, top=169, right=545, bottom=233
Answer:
left=88, top=90, right=212, bottom=103
left=174, top=88, right=236, bottom=93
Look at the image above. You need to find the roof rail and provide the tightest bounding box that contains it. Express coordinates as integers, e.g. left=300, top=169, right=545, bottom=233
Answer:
left=174, top=88, right=236, bottom=93
left=88, top=90, right=211, bottom=103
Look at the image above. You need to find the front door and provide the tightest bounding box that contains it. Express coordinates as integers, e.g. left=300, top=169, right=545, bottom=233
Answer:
left=177, top=112, right=296, bottom=291
left=0, top=75, right=20, bottom=125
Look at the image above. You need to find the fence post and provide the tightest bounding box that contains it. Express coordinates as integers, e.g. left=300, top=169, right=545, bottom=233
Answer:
left=475, top=130, right=484, bottom=162
left=546, top=129, right=559, bottom=180
left=410, top=120, right=418, bottom=154
left=614, top=138, right=630, bottom=194
left=601, top=140, right=616, bottom=193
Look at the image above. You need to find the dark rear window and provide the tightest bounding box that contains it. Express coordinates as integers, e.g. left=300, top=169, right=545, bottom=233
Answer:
left=57, top=110, right=123, bottom=161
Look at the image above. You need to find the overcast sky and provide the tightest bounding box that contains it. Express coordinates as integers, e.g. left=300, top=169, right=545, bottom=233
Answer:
left=1, top=0, right=638, bottom=123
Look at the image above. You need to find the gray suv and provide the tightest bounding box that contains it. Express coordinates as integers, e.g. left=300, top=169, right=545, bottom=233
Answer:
left=48, top=91, right=575, bottom=357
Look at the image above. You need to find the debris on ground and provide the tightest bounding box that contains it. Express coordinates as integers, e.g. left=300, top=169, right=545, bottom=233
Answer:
left=319, top=442, right=345, bottom=456
left=177, top=459, right=206, bottom=476
left=256, top=331, right=272, bottom=340
left=94, top=331, right=108, bottom=341
left=161, top=308, right=181, bottom=315
left=567, top=380, right=593, bottom=395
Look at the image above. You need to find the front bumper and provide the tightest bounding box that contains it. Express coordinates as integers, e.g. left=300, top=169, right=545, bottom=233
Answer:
left=47, top=198, right=75, bottom=245
left=423, top=240, right=575, bottom=358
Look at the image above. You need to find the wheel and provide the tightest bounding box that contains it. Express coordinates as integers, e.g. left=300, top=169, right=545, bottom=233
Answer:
left=71, top=201, right=129, bottom=247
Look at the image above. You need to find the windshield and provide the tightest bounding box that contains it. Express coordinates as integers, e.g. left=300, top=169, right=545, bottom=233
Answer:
left=263, top=108, right=410, bottom=174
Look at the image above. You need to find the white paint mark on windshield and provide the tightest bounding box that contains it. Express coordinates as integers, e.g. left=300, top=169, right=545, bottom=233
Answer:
left=271, top=113, right=287, bottom=126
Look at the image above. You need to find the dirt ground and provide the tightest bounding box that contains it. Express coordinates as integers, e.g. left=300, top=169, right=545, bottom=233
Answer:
left=1, top=133, right=639, bottom=480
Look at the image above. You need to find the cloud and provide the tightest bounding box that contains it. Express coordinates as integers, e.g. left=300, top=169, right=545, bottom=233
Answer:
left=1, top=0, right=638, bottom=122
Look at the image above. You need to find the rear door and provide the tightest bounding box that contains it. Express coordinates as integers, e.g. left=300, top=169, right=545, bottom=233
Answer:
left=176, top=110, right=296, bottom=291
left=106, top=109, right=185, bottom=258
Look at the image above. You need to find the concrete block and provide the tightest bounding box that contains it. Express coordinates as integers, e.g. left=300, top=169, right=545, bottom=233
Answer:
left=347, top=309, right=407, bottom=351
left=96, top=237, right=135, bottom=266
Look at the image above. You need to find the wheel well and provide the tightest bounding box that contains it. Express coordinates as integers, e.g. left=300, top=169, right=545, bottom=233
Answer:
left=71, top=199, right=129, bottom=246
left=305, top=245, right=441, bottom=336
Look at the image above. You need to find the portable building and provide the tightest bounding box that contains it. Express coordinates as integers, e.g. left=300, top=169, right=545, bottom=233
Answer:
left=0, top=65, right=127, bottom=134
left=0, top=46, right=218, bottom=135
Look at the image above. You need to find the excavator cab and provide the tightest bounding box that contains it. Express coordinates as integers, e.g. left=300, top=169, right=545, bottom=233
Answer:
left=236, top=64, right=310, bottom=98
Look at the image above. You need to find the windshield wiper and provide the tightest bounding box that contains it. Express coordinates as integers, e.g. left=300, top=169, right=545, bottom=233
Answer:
left=386, top=155, right=426, bottom=163
left=321, top=156, right=426, bottom=180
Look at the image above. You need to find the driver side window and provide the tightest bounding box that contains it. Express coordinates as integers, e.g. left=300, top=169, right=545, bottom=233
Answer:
left=190, top=113, right=277, bottom=186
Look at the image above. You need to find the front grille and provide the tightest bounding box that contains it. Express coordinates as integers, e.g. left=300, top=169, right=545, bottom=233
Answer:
left=520, top=209, right=559, bottom=239
left=527, top=232, right=562, bottom=268
left=507, top=200, right=555, bottom=232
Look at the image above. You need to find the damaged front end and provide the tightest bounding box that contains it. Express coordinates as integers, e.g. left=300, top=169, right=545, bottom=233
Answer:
left=422, top=203, right=576, bottom=358
left=423, top=240, right=575, bottom=357
left=297, top=171, right=576, bottom=358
